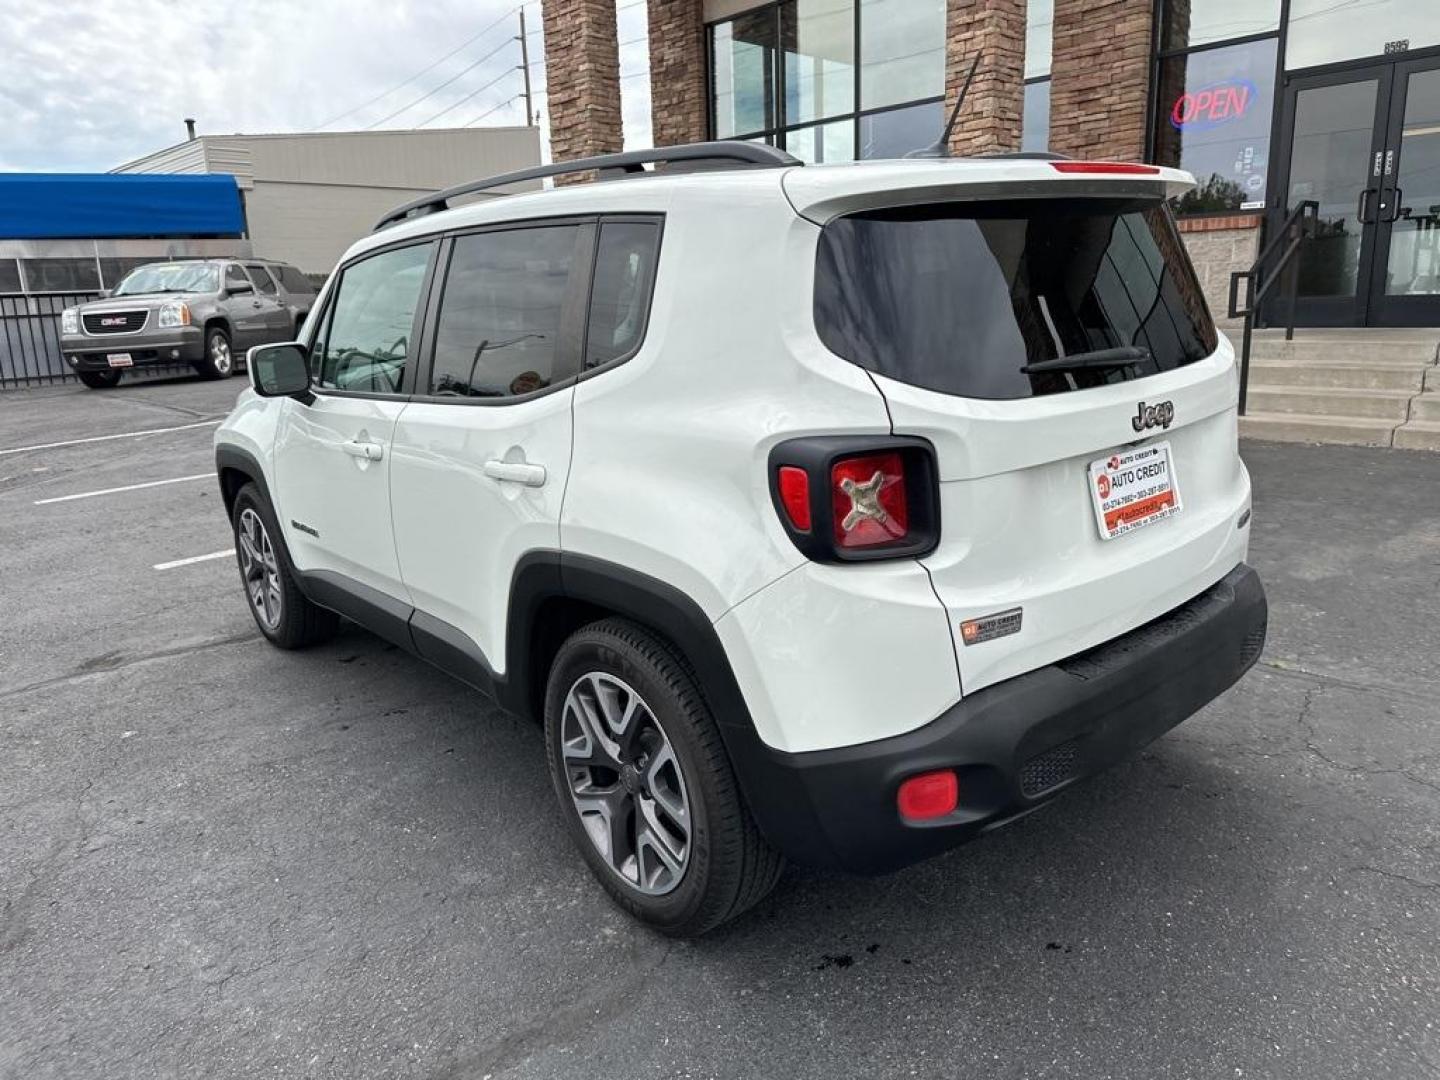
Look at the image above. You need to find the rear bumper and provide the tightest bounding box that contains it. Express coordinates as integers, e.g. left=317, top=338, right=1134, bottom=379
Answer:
left=61, top=328, right=204, bottom=370
left=729, top=563, right=1267, bottom=873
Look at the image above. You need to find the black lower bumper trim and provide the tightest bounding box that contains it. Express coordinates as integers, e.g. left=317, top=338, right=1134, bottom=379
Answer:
left=730, top=564, right=1268, bottom=874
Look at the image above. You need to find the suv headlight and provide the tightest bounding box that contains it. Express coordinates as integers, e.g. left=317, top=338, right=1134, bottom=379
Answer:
left=157, top=301, right=191, bottom=328
left=61, top=308, right=79, bottom=334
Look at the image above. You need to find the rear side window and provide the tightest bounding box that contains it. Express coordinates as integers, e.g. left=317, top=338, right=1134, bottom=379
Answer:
left=428, top=225, right=584, bottom=398
left=814, top=198, right=1218, bottom=400
left=275, top=265, right=315, bottom=295
left=585, top=220, right=661, bottom=370
left=312, top=242, right=432, bottom=394
left=246, top=265, right=278, bottom=294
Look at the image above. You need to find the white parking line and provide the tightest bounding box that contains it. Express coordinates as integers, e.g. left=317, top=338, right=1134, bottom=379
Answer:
left=0, top=419, right=222, bottom=457
left=34, top=473, right=212, bottom=505
left=153, top=549, right=234, bottom=571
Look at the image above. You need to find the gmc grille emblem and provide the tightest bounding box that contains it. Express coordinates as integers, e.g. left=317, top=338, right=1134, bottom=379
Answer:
left=100, top=317, right=126, bottom=326
left=1131, top=400, right=1175, bottom=432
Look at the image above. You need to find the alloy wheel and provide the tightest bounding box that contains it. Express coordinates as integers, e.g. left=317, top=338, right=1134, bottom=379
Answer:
left=237, top=507, right=282, bottom=630
left=561, top=672, right=692, bottom=896
left=211, top=335, right=232, bottom=375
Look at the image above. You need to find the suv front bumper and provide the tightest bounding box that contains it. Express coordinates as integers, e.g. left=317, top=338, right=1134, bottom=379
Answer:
left=61, top=327, right=204, bottom=372
left=729, top=563, right=1267, bottom=874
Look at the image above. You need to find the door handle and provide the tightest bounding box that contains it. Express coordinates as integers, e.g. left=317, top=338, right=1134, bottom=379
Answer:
left=342, top=439, right=384, bottom=461
left=1358, top=187, right=1379, bottom=224
left=483, top=460, right=546, bottom=487
left=1385, top=186, right=1404, bottom=223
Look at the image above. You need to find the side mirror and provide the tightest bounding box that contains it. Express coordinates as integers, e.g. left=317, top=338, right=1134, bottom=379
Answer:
left=248, top=343, right=312, bottom=401
left=227, top=279, right=254, bottom=296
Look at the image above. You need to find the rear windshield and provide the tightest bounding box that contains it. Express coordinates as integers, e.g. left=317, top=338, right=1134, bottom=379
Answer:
left=813, top=198, right=1217, bottom=400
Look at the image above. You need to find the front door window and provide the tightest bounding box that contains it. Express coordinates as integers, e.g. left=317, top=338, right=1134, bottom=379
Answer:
left=1383, top=67, right=1440, bottom=299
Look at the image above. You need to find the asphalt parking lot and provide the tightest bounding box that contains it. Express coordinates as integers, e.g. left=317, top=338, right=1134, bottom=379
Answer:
left=1, top=374, right=1438, bottom=1080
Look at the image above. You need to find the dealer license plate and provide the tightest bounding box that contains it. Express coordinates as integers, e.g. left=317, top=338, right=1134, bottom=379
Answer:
left=1088, top=442, right=1182, bottom=541
left=106, top=353, right=133, bottom=368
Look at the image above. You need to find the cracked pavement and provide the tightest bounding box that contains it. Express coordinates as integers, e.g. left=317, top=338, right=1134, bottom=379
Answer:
left=1, top=375, right=1438, bottom=1079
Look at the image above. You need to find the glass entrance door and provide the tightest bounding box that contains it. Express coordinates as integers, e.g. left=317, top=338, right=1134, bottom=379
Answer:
left=1369, top=61, right=1440, bottom=326
left=1274, top=55, right=1440, bottom=326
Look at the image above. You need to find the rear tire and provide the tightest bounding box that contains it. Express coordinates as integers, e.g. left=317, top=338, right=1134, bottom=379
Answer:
left=544, top=618, right=783, bottom=937
left=196, top=326, right=235, bottom=380
left=230, top=482, right=338, bottom=649
left=77, top=370, right=121, bottom=389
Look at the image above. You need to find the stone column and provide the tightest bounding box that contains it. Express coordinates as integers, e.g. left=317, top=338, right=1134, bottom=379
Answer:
left=648, top=0, right=708, bottom=147
left=541, top=0, right=624, bottom=170
left=945, top=0, right=1027, bottom=156
left=1049, top=0, right=1154, bottom=160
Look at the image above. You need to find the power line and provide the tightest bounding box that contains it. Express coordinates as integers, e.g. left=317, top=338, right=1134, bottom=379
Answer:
left=317, top=5, right=521, bottom=129
left=421, top=67, right=521, bottom=127
left=367, top=35, right=518, bottom=129
left=465, top=95, right=525, bottom=127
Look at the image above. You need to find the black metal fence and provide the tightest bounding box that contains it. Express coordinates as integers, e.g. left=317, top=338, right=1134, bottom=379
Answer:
left=0, top=292, right=196, bottom=389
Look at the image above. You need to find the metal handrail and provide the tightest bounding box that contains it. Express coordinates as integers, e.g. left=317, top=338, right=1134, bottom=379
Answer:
left=374, top=141, right=802, bottom=232
left=1226, top=199, right=1319, bottom=415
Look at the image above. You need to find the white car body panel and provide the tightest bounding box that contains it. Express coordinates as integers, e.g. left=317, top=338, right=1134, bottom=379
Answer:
left=390, top=391, right=575, bottom=677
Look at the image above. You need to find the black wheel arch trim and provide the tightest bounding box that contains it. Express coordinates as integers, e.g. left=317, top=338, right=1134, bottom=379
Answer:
left=215, top=444, right=273, bottom=520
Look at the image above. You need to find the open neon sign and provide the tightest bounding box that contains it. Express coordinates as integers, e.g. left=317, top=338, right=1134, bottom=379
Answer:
left=1171, top=78, right=1257, bottom=131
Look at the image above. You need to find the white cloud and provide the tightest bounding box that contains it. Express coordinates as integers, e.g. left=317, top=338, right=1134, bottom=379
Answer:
left=0, top=0, right=552, bottom=172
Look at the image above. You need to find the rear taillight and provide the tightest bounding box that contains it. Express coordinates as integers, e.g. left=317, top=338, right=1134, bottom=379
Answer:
left=768, top=437, right=938, bottom=563
left=831, top=451, right=907, bottom=549
left=776, top=466, right=811, bottom=531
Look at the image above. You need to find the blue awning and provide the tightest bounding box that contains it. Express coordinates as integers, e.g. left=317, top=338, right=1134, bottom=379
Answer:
left=0, top=173, right=244, bottom=239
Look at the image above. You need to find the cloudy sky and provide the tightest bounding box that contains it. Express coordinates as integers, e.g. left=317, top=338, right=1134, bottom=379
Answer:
left=0, top=0, right=653, bottom=172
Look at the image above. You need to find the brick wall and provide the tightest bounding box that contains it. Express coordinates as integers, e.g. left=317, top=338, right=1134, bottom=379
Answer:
left=1178, top=217, right=1261, bottom=327
left=541, top=0, right=623, bottom=174
left=1049, top=0, right=1153, bottom=160
left=945, top=0, right=1026, bottom=156
left=648, top=0, right=708, bottom=146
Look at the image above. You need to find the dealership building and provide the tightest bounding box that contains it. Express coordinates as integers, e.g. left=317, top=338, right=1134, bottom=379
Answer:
left=542, top=0, right=1440, bottom=331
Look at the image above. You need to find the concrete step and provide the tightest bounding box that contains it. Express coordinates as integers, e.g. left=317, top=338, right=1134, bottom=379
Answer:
left=1246, top=360, right=1429, bottom=391
left=1239, top=411, right=1397, bottom=447
left=1407, top=392, right=1440, bottom=424
left=1394, top=420, right=1440, bottom=452
left=1240, top=335, right=1438, bottom=365
left=1245, top=385, right=1414, bottom=420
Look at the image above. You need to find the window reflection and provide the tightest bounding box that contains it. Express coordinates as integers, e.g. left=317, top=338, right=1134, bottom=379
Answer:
left=858, top=0, right=945, bottom=110
left=712, top=13, right=777, bottom=138
left=783, top=0, right=854, bottom=126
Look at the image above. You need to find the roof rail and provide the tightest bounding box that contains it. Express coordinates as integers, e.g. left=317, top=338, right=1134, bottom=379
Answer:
left=374, top=140, right=801, bottom=231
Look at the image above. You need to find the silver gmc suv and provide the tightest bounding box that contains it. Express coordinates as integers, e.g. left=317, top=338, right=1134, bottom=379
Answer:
left=60, top=259, right=316, bottom=388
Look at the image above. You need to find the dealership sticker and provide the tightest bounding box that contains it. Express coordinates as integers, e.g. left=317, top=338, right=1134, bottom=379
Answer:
left=1088, top=442, right=1182, bottom=541
left=106, top=353, right=134, bottom=368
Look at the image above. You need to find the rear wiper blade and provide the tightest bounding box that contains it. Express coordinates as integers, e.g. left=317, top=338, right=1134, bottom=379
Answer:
left=1020, top=346, right=1152, bottom=375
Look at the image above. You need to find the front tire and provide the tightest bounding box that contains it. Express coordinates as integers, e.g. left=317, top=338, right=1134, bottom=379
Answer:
left=77, top=370, right=122, bottom=389
left=544, top=618, right=783, bottom=937
left=197, top=326, right=235, bottom=379
left=231, top=483, right=338, bottom=648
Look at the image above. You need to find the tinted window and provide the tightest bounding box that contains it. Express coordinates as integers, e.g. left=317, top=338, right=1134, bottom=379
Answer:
left=246, top=265, right=278, bottom=293
left=585, top=221, right=661, bottom=370
left=275, top=265, right=315, bottom=295
left=313, top=243, right=432, bottom=394
left=0, top=259, right=21, bottom=294
left=814, top=199, right=1218, bottom=401
left=429, top=225, right=581, bottom=398
left=21, top=258, right=101, bottom=292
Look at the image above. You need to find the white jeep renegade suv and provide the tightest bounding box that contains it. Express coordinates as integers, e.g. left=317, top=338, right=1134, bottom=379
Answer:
left=214, top=141, right=1267, bottom=937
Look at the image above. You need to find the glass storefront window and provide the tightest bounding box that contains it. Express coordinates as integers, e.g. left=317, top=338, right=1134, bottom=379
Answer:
left=1022, top=79, right=1050, bottom=153
left=1153, top=37, right=1277, bottom=214
left=712, top=12, right=777, bottom=138
left=788, top=118, right=856, bottom=163
left=858, top=0, right=945, bottom=110
left=20, top=258, right=101, bottom=293
left=783, top=0, right=855, bottom=126
left=1026, top=0, right=1053, bottom=80
left=858, top=100, right=944, bottom=158
left=1160, top=0, right=1280, bottom=53
left=1286, top=1, right=1440, bottom=72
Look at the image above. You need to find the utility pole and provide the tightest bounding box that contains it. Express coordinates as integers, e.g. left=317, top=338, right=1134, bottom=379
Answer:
left=517, top=9, right=535, bottom=127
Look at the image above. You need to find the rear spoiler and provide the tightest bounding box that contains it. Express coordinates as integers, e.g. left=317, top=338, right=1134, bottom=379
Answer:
left=782, top=160, right=1195, bottom=226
